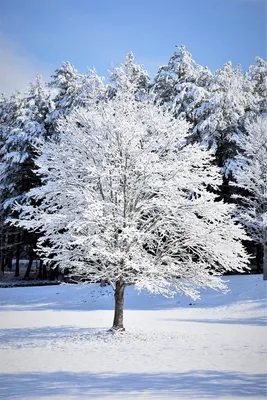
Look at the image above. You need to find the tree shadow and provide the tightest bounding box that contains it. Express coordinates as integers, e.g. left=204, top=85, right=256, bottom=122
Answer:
left=0, top=326, right=108, bottom=348
left=167, top=316, right=267, bottom=327
left=0, top=370, right=265, bottom=399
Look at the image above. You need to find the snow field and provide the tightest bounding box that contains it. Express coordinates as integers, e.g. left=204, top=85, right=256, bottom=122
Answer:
left=0, top=274, right=266, bottom=399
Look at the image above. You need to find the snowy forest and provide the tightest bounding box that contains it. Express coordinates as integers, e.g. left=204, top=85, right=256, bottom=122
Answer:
left=0, top=45, right=266, bottom=294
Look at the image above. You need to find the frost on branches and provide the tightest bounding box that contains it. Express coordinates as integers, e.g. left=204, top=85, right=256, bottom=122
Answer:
left=233, top=116, right=267, bottom=279
left=14, top=91, right=249, bottom=330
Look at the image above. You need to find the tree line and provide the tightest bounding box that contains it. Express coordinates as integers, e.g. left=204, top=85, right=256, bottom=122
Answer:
left=0, top=46, right=266, bottom=284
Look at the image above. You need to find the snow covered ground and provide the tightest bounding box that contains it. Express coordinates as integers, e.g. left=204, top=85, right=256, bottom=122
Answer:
left=0, top=274, right=266, bottom=400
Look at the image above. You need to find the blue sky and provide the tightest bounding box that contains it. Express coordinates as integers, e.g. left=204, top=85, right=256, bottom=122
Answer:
left=0, top=0, right=266, bottom=94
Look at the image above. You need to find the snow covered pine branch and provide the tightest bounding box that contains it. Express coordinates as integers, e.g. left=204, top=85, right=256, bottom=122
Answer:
left=13, top=90, right=250, bottom=330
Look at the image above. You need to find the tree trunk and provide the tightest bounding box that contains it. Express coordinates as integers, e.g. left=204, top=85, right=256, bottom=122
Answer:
left=263, top=241, right=267, bottom=280
left=15, top=233, right=20, bottom=277
left=43, top=263, right=47, bottom=280
left=7, top=256, right=12, bottom=271
left=37, top=260, right=43, bottom=279
left=256, top=244, right=263, bottom=274
left=6, top=231, right=13, bottom=271
left=0, top=229, right=4, bottom=275
left=111, top=280, right=125, bottom=331
left=1, top=257, right=4, bottom=275
left=24, top=254, right=34, bottom=279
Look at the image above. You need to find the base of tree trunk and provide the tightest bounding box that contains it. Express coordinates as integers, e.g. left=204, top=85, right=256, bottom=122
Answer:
left=108, top=327, right=126, bottom=333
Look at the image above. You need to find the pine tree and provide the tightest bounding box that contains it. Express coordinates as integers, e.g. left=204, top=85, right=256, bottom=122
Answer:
left=0, top=91, right=25, bottom=275
left=0, top=93, right=9, bottom=275
left=49, top=61, right=83, bottom=120
left=108, top=52, right=150, bottom=97
left=152, top=45, right=212, bottom=124
left=0, top=77, right=53, bottom=277
left=49, top=62, right=106, bottom=124
left=193, top=62, right=254, bottom=202
left=232, top=116, right=267, bottom=278
left=1, top=77, right=52, bottom=210
left=248, top=57, right=267, bottom=116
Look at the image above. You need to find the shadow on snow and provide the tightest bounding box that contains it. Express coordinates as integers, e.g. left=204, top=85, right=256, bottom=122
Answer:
left=0, top=370, right=265, bottom=398
left=0, top=275, right=265, bottom=312
left=166, top=316, right=267, bottom=327
left=0, top=326, right=108, bottom=347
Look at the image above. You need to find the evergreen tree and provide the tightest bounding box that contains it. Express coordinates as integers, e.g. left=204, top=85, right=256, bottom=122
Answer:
left=0, top=91, right=26, bottom=275
left=232, top=116, right=267, bottom=277
left=193, top=62, right=254, bottom=201
left=108, top=52, right=150, bottom=97
left=0, top=93, right=10, bottom=275
left=1, top=76, right=52, bottom=210
left=49, top=61, right=83, bottom=120
left=152, top=45, right=212, bottom=124
left=49, top=62, right=106, bottom=124
left=248, top=57, right=267, bottom=116
left=0, top=77, right=53, bottom=277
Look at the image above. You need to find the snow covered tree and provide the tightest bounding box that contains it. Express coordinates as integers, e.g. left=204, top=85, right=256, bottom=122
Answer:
left=232, top=116, right=267, bottom=279
left=0, top=77, right=53, bottom=277
left=49, top=63, right=106, bottom=124
left=152, top=45, right=212, bottom=124
left=13, top=87, right=249, bottom=330
left=195, top=63, right=248, bottom=167
left=48, top=61, right=83, bottom=121
left=192, top=62, right=255, bottom=204
left=0, top=77, right=52, bottom=211
left=108, top=52, right=150, bottom=97
left=153, top=45, right=198, bottom=104
left=0, top=93, right=10, bottom=274
left=0, top=90, right=26, bottom=275
left=247, top=57, right=267, bottom=116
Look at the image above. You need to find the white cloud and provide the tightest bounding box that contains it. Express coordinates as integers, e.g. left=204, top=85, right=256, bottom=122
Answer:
left=0, top=34, right=51, bottom=96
